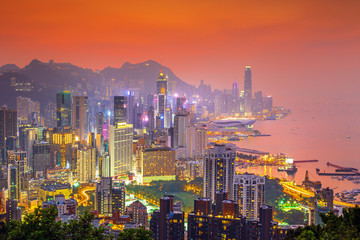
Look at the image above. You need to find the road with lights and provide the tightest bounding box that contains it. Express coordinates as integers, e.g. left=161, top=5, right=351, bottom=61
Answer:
left=77, top=186, right=95, bottom=206
left=281, top=181, right=356, bottom=208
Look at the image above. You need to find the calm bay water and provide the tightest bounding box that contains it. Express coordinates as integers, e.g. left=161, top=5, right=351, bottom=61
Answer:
left=235, top=99, right=360, bottom=193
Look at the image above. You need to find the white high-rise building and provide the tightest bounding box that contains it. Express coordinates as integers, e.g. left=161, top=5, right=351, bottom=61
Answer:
left=195, top=125, right=207, bottom=157
left=109, top=123, right=133, bottom=177
left=77, top=147, right=96, bottom=183
left=185, top=124, right=207, bottom=159
left=234, top=174, right=265, bottom=220
left=174, top=113, right=189, bottom=148
left=203, top=144, right=235, bottom=201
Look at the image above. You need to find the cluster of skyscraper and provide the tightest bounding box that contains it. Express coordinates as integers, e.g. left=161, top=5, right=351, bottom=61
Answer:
left=0, top=64, right=288, bottom=239
left=215, top=66, right=273, bottom=116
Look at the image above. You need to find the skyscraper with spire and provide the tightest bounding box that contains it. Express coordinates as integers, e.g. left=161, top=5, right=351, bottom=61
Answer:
left=156, top=69, right=168, bottom=95
left=156, top=70, right=168, bottom=128
left=244, top=66, right=252, bottom=114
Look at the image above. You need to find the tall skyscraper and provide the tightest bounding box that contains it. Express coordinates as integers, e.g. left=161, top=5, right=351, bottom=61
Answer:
left=109, top=123, right=133, bottom=176
left=71, top=96, right=89, bottom=141
left=114, top=96, right=127, bottom=125
left=32, top=142, right=51, bottom=178
left=244, top=66, right=252, bottom=114
left=232, top=82, right=240, bottom=113
left=156, top=70, right=168, bottom=129
left=16, top=96, right=40, bottom=124
left=173, top=112, right=189, bottom=148
left=176, top=97, right=186, bottom=112
left=232, top=82, right=239, bottom=100
left=263, top=95, right=273, bottom=112
left=234, top=174, right=265, bottom=220
left=95, top=177, right=126, bottom=216
left=16, top=96, right=32, bottom=124
left=147, top=105, right=155, bottom=130
left=156, top=70, right=168, bottom=96
left=126, top=94, right=135, bottom=125
left=8, top=165, right=19, bottom=200
left=44, top=101, right=57, bottom=128
left=253, top=91, right=263, bottom=113
left=0, top=107, right=17, bottom=149
left=77, top=146, right=96, bottom=183
left=96, top=112, right=104, bottom=135
left=157, top=94, right=166, bottom=128
left=56, top=91, right=72, bottom=128
left=203, top=144, right=236, bottom=201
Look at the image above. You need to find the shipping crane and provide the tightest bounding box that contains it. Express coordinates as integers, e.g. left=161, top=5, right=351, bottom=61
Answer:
left=327, top=162, right=359, bottom=174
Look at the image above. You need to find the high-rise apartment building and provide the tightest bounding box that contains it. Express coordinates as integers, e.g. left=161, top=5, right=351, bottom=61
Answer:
left=71, top=96, right=88, bottom=141
left=6, top=199, right=21, bottom=222
left=95, top=177, right=126, bottom=216
left=260, top=205, right=274, bottom=240
left=109, top=123, right=133, bottom=177
left=203, top=144, right=236, bottom=201
left=234, top=174, right=265, bottom=220
left=44, top=101, right=57, bottom=128
left=114, top=96, right=127, bottom=124
left=77, top=146, right=96, bottom=183
left=56, top=91, right=72, bottom=128
left=32, top=142, right=51, bottom=178
left=17, top=96, right=40, bottom=124
left=185, top=124, right=207, bottom=158
left=150, top=195, right=184, bottom=240
left=188, top=197, right=247, bottom=240
left=244, top=66, right=252, bottom=114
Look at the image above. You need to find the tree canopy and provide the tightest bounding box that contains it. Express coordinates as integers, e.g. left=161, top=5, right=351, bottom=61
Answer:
left=285, top=206, right=360, bottom=240
left=0, top=207, right=152, bottom=240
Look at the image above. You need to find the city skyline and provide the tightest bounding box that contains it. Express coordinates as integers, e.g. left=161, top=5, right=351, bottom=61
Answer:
left=0, top=1, right=359, bottom=238
left=0, top=1, right=359, bottom=110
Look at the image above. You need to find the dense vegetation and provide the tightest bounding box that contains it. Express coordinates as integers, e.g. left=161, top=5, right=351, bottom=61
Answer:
left=266, top=178, right=305, bottom=225
left=0, top=207, right=152, bottom=240
left=126, top=178, right=203, bottom=212
left=285, top=206, right=360, bottom=240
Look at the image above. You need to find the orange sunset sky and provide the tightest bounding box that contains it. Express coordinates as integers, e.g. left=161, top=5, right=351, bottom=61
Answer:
left=1, top=0, right=360, bottom=106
